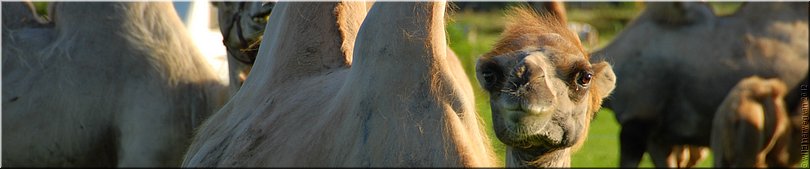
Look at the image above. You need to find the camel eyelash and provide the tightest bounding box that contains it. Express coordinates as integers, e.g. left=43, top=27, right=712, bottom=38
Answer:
left=565, top=61, right=593, bottom=104
left=566, top=62, right=591, bottom=84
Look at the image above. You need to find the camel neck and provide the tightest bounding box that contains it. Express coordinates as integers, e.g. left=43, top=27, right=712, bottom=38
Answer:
left=506, top=147, right=571, bottom=168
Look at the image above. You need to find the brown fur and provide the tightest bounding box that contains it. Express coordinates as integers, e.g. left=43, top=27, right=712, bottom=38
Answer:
left=476, top=6, right=616, bottom=167
left=483, top=6, right=583, bottom=60
left=183, top=2, right=497, bottom=167
left=529, top=1, right=568, bottom=25
left=483, top=7, right=607, bottom=125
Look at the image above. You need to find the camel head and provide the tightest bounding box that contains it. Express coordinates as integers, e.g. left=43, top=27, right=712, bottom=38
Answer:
left=475, top=7, right=615, bottom=167
left=212, top=2, right=273, bottom=93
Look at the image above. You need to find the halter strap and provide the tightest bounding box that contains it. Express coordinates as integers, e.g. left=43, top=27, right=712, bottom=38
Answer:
left=222, top=2, right=257, bottom=65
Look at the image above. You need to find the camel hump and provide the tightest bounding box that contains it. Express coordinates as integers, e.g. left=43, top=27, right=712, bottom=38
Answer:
left=254, top=2, right=367, bottom=81
left=736, top=2, right=808, bottom=21
left=350, top=2, right=448, bottom=79
left=49, top=2, right=185, bottom=38
left=643, top=2, right=715, bottom=26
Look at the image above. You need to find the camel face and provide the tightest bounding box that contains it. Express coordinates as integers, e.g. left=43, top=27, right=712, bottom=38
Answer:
left=475, top=7, right=616, bottom=167
left=213, top=2, right=272, bottom=93
left=215, top=2, right=271, bottom=54
left=478, top=33, right=612, bottom=152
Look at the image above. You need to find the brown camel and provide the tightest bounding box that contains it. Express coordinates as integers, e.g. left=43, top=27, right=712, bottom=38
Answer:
left=475, top=5, right=617, bottom=167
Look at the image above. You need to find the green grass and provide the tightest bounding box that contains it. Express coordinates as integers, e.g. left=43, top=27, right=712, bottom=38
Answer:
left=570, top=109, right=623, bottom=167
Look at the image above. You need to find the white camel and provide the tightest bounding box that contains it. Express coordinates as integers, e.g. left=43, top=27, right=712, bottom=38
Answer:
left=2, top=2, right=227, bottom=167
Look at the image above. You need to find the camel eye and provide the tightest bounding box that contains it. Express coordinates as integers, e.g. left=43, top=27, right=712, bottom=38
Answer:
left=576, top=71, right=592, bottom=86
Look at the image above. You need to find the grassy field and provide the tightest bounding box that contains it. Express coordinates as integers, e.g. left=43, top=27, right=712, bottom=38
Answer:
left=446, top=2, right=742, bottom=167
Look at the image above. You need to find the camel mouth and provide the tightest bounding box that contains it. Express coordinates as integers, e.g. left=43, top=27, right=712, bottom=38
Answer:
left=506, top=102, right=554, bottom=116
left=498, top=118, right=571, bottom=151
left=493, top=102, right=572, bottom=151
left=226, top=32, right=263, bottom=65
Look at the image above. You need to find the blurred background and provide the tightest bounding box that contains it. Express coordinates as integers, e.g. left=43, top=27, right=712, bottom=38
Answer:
left=27, top=1, right=746, bottom=167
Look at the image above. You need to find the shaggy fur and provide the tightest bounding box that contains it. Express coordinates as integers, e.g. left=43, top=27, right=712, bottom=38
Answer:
left=483, top=6, right=584, bottom=60
left=476, top=5, right=616, bottom=167
left=182, top=2, right=497, bottom=167
left=594, top=2, right=808, bottom=167
left=2, top=2, right=227, bottom=167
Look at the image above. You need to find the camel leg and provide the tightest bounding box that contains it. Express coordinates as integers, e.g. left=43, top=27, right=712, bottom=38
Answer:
left=685, top=146, right=709, bottom=167
left=619, top=120, right=650, bottom=167
left=647, top=138, right=676, bottom=167
left=667, top=145, right=707, bottom=168
left=672, top=145, right=689, bottom=167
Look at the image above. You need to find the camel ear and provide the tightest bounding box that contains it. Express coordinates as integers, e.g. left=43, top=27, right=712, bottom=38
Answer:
left=476, top=57, right=505, bottom=93
left=645, top=2, right=714, bottom=26
left=529, top=1, right=567, bottom=22
left=590, top=62, right=616, bottom=99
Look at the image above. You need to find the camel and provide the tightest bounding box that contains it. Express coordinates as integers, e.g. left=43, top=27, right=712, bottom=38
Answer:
left=2, top=2, right=227, bottom=167
left=211, top=2, right=273, bottom=94
left=182, top=2, right=497, bottom=167
left=474, top=6, right=617, bottom=167
left=592, top=2, right=808, bottom=167
left=711, top=76, right=797, bottom=167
